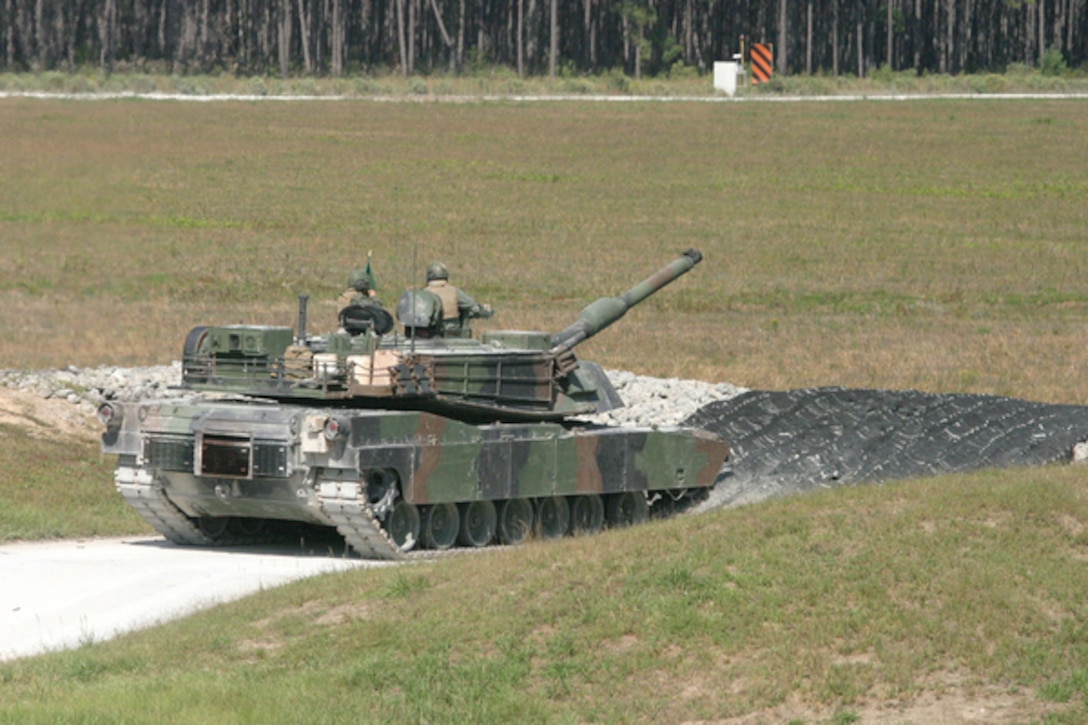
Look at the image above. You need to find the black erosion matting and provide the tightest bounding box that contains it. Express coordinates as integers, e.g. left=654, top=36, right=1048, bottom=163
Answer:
left=685, top=387, right=1088, bottom=507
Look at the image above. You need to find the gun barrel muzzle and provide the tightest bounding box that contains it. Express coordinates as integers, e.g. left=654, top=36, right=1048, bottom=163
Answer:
left=550, top=248, right=703, bottom=351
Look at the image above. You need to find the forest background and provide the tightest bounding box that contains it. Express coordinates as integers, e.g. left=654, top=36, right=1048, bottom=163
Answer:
left=1, top=0, right=1086, bottom=84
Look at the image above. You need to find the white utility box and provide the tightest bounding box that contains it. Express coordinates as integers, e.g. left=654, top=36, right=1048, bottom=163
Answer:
left=713, top=61, right=739, bottom=97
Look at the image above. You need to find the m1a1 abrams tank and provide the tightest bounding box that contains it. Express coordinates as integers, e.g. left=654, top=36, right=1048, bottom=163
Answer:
left=98, top=249, right=728, bottom=559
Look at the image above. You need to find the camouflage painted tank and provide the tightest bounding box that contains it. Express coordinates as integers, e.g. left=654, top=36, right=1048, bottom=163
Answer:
left=98, top=249, right=729, bottom=559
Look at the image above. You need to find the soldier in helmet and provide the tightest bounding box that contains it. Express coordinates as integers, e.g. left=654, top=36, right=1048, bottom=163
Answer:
left=395, top=287, right=444, bottom=339
left=338, top=268, right=378, bottom=309
left=424, top=261, right=494, bottom=337
left=337, top=268, right=393, bottom=336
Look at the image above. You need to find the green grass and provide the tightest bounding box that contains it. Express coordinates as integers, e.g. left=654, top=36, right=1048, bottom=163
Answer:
left=2, top=66, right=1087, bottom=98
left=0, top=424, right=147, bottom=541
left=3, top=466, right=1088, bottom=722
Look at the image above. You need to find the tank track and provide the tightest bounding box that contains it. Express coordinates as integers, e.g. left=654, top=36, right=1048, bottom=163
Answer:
left=115, top=466, right=217, bottom=545
left=117, top=466, right=701, bottom=561
left=115, top=466, right=281, bottom=548
left=316, top=480, right=405, bottom=561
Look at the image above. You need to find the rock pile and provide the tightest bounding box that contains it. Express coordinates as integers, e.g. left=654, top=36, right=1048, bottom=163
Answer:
left=0, top=363, right=188, bottom=419
left=582, top=370, right=747, bottom=427
left=0, top=364, right=742, bottom=430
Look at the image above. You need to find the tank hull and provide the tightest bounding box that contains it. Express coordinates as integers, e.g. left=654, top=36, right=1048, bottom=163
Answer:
left=101, top=398, right=729, bottom=559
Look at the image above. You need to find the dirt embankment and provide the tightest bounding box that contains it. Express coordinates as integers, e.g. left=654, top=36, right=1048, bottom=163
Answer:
left=0, top=363, right=184, bottom=442
left=0, top=386, right=100, bottom=441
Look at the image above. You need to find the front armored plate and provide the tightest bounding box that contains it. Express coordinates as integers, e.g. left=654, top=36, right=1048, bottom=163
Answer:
left=196, top=432, right=254, bottom=479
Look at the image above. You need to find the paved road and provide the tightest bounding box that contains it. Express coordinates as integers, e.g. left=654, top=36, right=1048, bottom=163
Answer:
left=0, top=536, right=380, bottom=662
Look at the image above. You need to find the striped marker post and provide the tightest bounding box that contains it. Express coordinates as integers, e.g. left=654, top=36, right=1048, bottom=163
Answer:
left=750, top=43, right=773, bottom=84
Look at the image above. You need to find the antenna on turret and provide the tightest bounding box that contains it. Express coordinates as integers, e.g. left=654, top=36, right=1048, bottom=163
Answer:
left=296, top=294, right=309, bottom=345
left=410, top=241, right=417, bottom=354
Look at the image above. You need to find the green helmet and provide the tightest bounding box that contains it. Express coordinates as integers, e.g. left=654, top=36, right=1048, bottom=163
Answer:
left=347, top=269, right=371, bottom=292
left=426, top=262, right=449, bottom=282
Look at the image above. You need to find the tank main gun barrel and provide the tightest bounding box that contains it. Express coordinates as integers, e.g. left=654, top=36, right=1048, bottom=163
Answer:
left=550, top=248, right=703, bottom=353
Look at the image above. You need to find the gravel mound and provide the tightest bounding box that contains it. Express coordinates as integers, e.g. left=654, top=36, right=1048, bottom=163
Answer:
left=687, top=387, right=1088, bottom=510
left=0, top=364, right=743, bottom=429
left=0, top=363, right=188, bottom=416
left=581, top=370, right=747, bottom=427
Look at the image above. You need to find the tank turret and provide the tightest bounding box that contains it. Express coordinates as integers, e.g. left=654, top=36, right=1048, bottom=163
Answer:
left=179, top=250, right=705, bottom=423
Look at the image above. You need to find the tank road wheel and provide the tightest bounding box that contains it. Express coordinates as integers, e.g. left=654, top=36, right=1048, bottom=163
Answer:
left=364, top=469, right=399, bottom=518
left=197, top=516, right=230, bottom=540
left=498, top=499, right=535, bottom=546
left=651, top=495, right=678, bottom=520
left=606, top=492, right=649, bottom=528
left=387, top=501, right=421, bottom=552
left=535, top=497, right=570, bottom=540
left=228, top=517, right=267, bottom=537
left=569, top=495, right=604, bottom=536
left=457, top=500, right=496, bottom=548
left=422, top=503, right=460, bottom=551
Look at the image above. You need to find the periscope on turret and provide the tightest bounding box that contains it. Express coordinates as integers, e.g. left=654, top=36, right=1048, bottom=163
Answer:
left=98, top=250, right=729, bottom=559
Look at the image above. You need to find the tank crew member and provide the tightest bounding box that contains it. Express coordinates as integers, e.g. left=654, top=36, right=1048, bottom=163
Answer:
left=424, top=261, right=494, bottom=337
left=337, top=268, right=379, bottom=309
left=338, top=269, right=393, bottom=336
left=395, top=288, right=444, bottom=339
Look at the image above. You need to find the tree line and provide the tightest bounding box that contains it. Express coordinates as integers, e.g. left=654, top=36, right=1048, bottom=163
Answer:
left=2, top=0, right=1084, bottom=79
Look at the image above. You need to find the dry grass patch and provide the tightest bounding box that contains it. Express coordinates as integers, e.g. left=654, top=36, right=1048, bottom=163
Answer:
left=713, top=677, right=1063, bottom=725
left=0, top=387, right=98, bottom=441
left=2, top=98, right=1087, bottom=405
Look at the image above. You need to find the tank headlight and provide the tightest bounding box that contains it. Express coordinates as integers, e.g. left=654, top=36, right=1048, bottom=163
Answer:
left=96, top=402, right=121, bottom=427
left=323, top=416, right=349, bottom=441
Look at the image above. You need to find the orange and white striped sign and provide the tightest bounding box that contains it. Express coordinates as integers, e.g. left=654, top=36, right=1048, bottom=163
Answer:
left=750, top=43, right=773, bottom=84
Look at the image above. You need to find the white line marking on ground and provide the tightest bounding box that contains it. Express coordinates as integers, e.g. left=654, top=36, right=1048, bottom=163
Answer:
left=1, top=91, right=1087, bottom=103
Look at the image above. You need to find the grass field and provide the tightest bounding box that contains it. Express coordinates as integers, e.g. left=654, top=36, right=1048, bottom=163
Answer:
left=3, top=64, right=1088, bottom=98
left=2, top=94, right=1088, bottom=722
left=0, top=426, right=143, bottom=542
left=2, top=96, right=1087, bottom=401
left=3, top=467, right=1088, bottom=723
